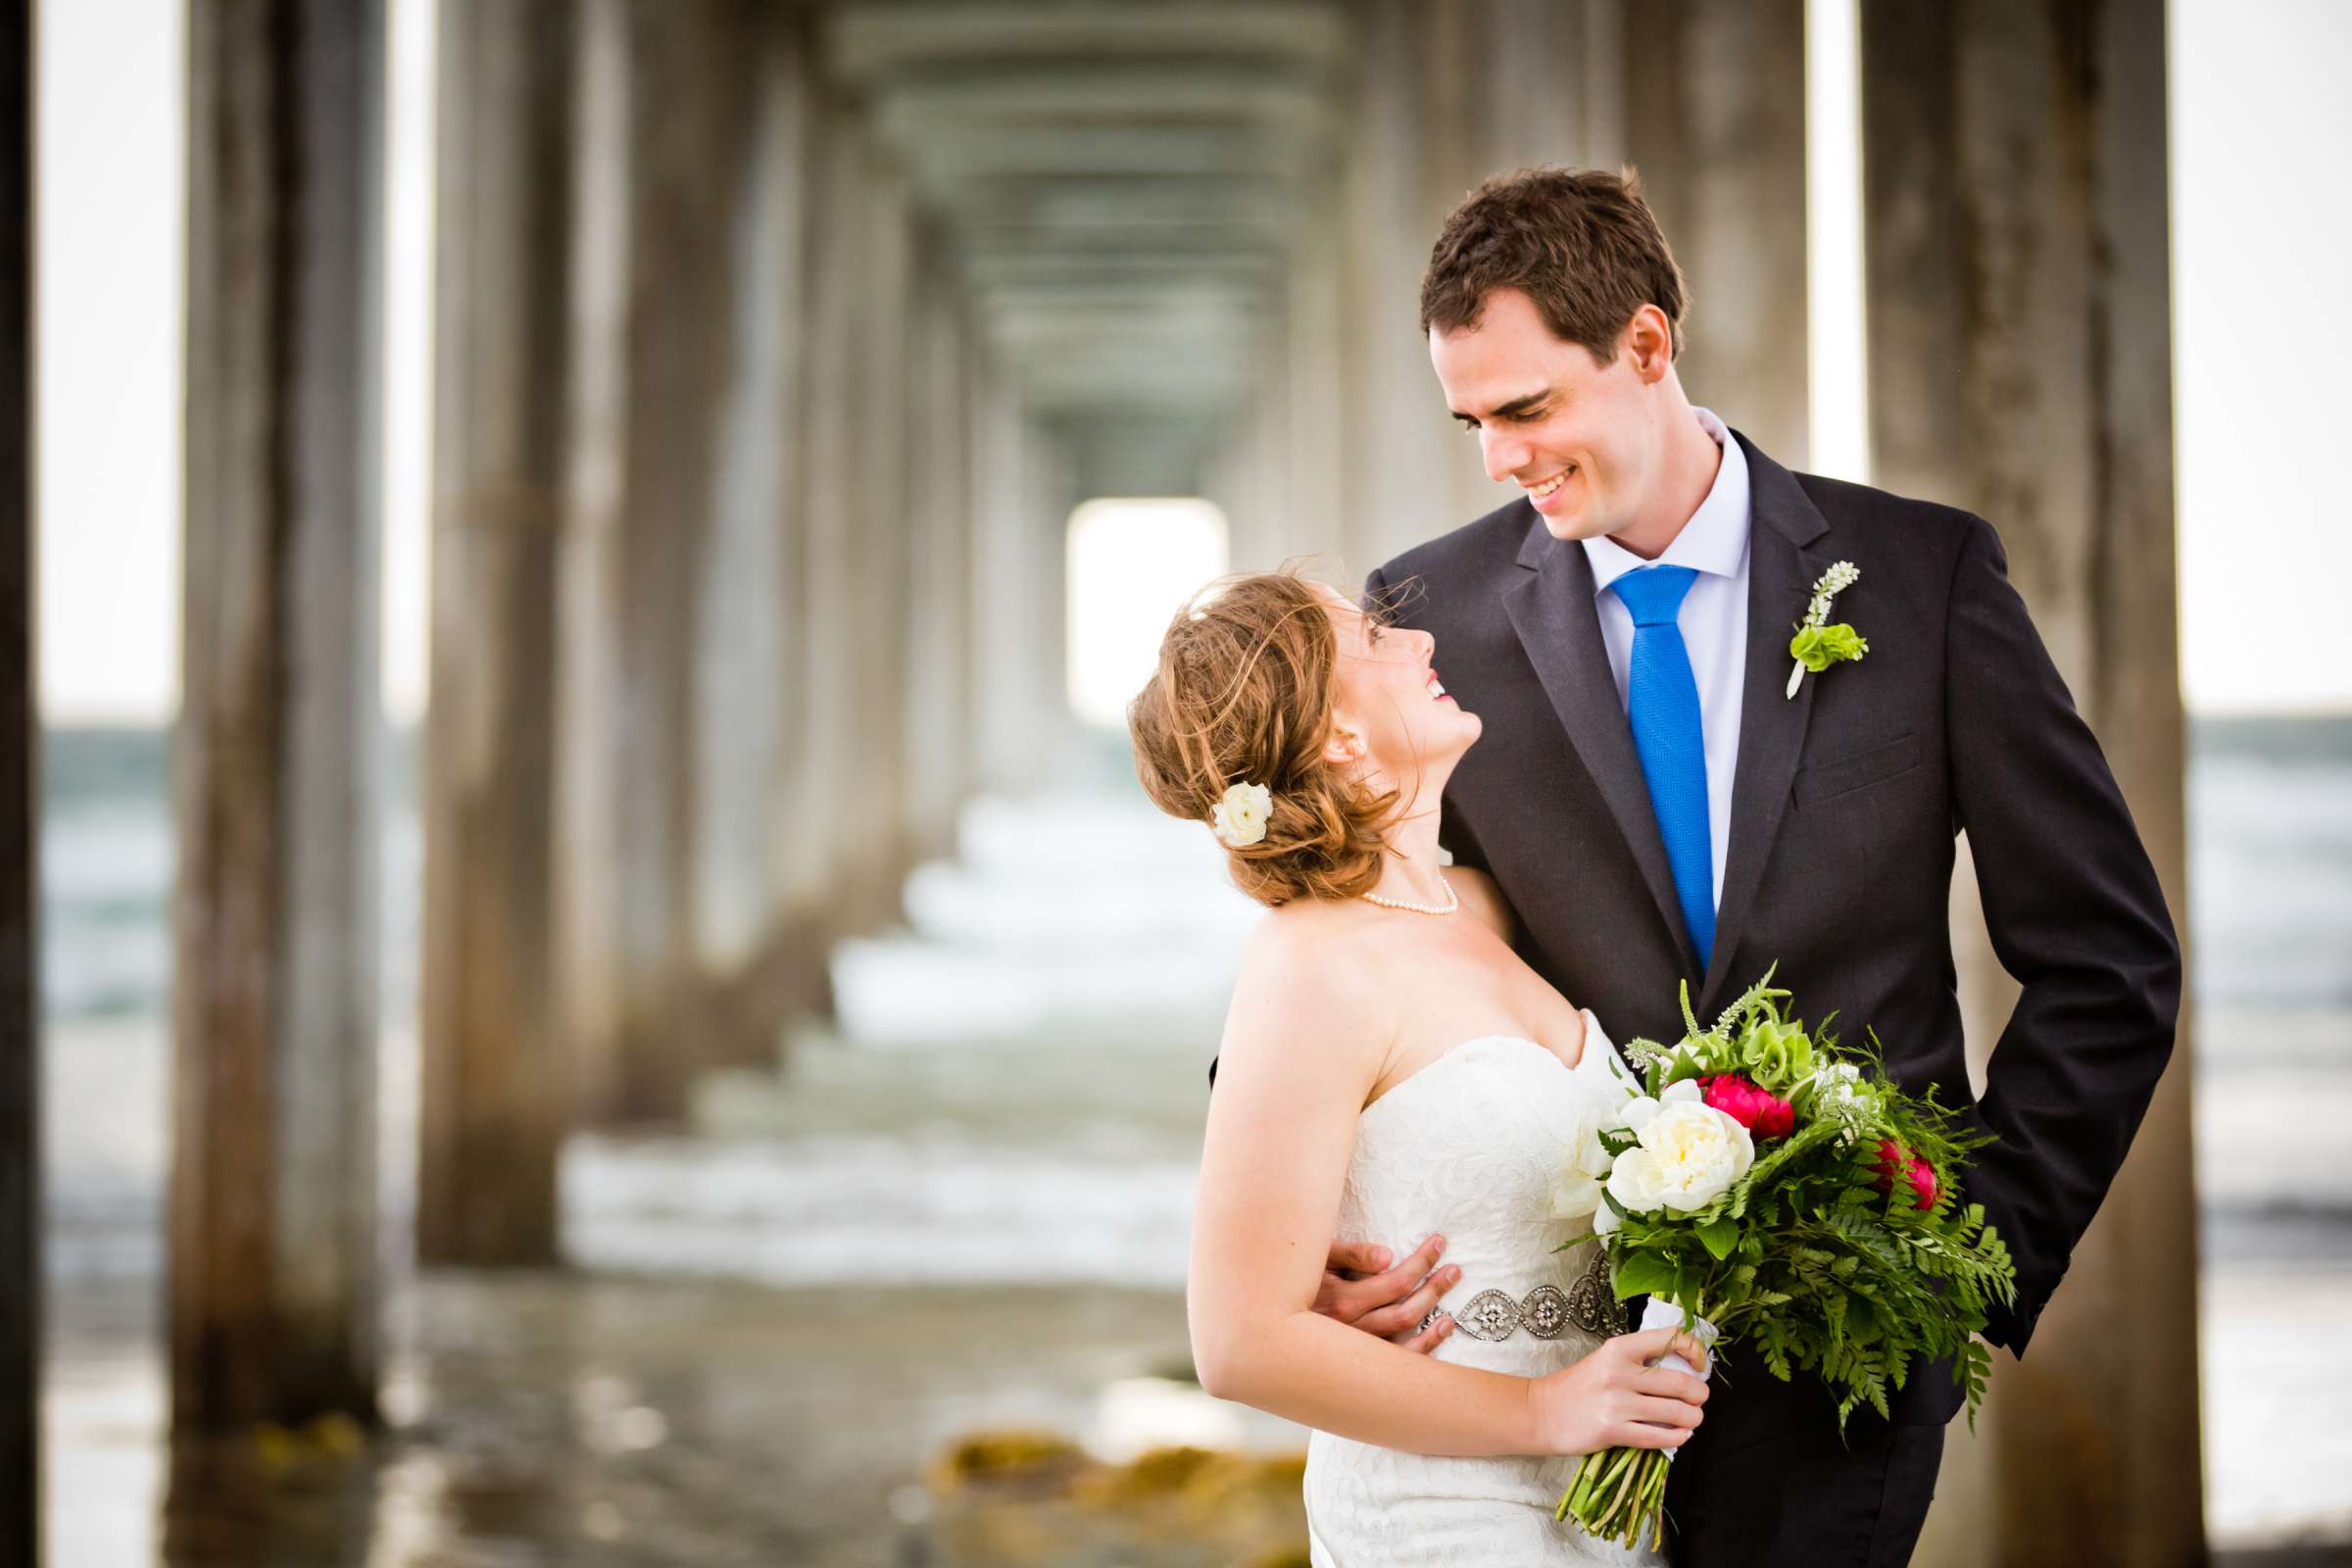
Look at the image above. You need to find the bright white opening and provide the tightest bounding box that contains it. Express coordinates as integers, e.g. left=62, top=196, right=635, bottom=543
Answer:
left=2171, top=0, right=2352, bottom=714
left=1804, top=0, right=1870, bottom=484
left=1065, top=497, right=1230, bottom=730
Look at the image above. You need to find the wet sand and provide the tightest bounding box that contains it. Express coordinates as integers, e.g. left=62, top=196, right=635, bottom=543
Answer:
left=49, top=1270, right=1313, bottom=1567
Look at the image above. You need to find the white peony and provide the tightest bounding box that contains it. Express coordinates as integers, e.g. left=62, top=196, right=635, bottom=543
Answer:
left=1209, top=782, right=1272, bottom=847
left=1612, top=1075, right=1700, bottom=1136
left=1554, top=1058, right=1655, bottom=1222
left=1604, top=1083, right=1756, bottom=1215
left=1548, top=1097, right=1618, bottom=1220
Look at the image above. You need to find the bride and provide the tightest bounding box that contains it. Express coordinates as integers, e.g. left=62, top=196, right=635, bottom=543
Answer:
left=1128, top=569, right=1710, bottom=1566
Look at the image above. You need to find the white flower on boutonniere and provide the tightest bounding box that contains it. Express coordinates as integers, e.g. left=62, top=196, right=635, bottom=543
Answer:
left=1209, top=781, right=1272, bottom=847
left=1786, top=560, right=1870, bottom=699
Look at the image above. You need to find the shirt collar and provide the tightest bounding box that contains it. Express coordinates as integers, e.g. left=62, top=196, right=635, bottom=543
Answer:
left=1579, top=406, right=1751, bottom=595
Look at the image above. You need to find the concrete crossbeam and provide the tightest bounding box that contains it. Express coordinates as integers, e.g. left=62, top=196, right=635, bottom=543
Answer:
left=824, top=1, right=1349, bottom=86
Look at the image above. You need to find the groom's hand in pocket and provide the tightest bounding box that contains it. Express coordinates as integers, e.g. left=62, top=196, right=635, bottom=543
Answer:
left=1314, top=1236, right=1461, bottom=1354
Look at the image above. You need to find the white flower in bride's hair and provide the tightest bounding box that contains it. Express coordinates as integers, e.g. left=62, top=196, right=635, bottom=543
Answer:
left=1209, top=781, right=1273, bottom=848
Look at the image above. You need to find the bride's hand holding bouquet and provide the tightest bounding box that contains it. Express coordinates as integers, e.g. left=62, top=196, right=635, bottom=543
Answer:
left=1525, top=1322, right=1713, bottom=1459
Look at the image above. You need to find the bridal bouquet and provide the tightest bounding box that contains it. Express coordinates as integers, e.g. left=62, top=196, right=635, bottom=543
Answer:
left=1550, top=970, right=2016, bottom=1552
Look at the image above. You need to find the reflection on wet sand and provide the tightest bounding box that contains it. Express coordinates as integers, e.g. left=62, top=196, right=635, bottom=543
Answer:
left=54, top=1271, right=1309, bottom=1566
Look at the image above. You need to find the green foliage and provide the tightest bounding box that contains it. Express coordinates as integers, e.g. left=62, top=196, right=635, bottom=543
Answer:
left=1791, top=621, right=1869, bottom=673
left=1592, top=969, right=2017, bottom=1436
left=1694, top=1217, right=1740, bottom=1261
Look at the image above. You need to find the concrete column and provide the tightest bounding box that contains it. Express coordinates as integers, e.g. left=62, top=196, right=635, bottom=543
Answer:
left=775, top=101, right=849, bottom=917
left=0, top=0, right=34, bottom=1546
left=416, top=0, right=574, bottom=1267
left=787, top=106, right=876, bottom=928
left=791, top=108, right=923, bottom=934
left=1861, top=5, right=2199, bottom=1564
left=1023, top=426, right=1078, bottom=771
left=1332, top=0, right=1485, bottom=569
left=852, top=150, right=918, bottom=923
left=1286, top=208, right=1350, bottom=572
left=1480, top=0, right=1608, bottom=170
left=968, top=377, right=1052, bottom=795
left=561, top=0, right=760, bottom=1123
left=689, top=7, right=824, bottom=1058
left=174, top=0, right=384, bottom=1427
left=1222, top=308, right=1277, bottom=566
left=1621, top=0, right=1809, bottom=464
left=1329, top=0, right=1649, bottom=573
left=902, top=261, right=975, bottom=854
left=1222, top=361, right=1292, bottom=572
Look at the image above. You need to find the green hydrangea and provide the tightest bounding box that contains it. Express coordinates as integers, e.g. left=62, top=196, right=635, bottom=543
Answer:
left=1789, top=621, right=1869, bottom=674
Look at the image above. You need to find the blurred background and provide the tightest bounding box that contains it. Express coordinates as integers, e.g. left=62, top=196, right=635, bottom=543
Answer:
left=21, top=0, right=2352, bottom=1564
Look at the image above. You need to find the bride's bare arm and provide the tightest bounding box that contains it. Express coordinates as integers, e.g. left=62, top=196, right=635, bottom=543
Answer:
left=1188, top=921, right=1709, bottom=1459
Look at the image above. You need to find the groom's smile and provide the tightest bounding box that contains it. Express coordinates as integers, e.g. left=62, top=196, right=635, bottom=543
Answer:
left=1523, top=465, right=1580, bottom=518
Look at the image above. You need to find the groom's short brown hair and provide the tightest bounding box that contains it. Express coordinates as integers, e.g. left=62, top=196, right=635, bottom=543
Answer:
left=1420, top=167, right=1688, bottom=364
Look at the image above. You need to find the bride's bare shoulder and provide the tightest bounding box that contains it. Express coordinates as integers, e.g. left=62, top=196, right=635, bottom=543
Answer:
left=1240, top=897, right=1384, bottom=981
left=1219, top=899, right=1391, bottom=1068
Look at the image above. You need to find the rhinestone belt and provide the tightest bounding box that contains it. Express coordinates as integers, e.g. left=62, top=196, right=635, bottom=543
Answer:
left=1450, top=1242, right=1623, bottom=1343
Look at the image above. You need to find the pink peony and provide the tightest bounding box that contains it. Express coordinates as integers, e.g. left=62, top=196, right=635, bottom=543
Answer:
left=1698, top=1073, right=1796, bottom=1141
left=1873, top=1138, right=1939, bottom=1212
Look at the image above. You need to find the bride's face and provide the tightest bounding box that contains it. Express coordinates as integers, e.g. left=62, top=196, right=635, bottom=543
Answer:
left=1314, top=583, right=1481, bottom=790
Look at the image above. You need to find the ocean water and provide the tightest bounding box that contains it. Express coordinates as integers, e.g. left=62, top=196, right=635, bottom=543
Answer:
left=40, top=723, right=424, bottom=1025
left=40, top=716, right=2351, bottom=1026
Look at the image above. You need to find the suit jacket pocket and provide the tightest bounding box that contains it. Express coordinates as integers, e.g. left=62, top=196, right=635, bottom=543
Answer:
left=1793, top=732, right=1921, bottom=807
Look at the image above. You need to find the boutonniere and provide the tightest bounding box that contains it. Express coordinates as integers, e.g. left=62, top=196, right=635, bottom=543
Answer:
left=1785, top=561, right=1869, bottom=699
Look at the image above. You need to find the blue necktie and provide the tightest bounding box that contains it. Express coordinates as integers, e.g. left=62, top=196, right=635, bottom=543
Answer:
left=1609, top=565, right=1714, bottom=968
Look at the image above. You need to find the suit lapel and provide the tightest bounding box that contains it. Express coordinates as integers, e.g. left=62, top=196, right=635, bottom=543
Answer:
left=1501, top=511, right=1700, bottom=974
left=1699, top=435, right=1834, bottom=1013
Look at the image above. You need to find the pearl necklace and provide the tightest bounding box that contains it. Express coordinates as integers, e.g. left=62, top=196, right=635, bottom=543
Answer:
left=1362, top=875, right=1459, bottom=916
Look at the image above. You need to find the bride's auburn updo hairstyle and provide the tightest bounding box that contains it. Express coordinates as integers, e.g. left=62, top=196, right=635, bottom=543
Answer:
left=1128, top=570, right=1399, bottom=907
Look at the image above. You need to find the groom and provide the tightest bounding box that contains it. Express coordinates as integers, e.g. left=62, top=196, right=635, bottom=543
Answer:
left=1322, top=169, right=2180, bottom=1563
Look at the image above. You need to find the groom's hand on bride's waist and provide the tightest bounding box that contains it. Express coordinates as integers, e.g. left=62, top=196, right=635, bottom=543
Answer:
left=1315, top=1236, right=1461, bottom=1354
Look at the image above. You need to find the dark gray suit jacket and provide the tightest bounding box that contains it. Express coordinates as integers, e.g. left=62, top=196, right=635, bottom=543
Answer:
left=1366, top=430, right=2180, bottom=1411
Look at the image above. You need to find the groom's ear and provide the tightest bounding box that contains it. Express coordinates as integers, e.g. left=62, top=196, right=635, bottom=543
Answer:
left=1624, top=305, right=1674, bottom=383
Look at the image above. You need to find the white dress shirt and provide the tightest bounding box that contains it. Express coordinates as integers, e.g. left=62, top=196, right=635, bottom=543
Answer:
left=1578, top=407, right=1750, bottom=910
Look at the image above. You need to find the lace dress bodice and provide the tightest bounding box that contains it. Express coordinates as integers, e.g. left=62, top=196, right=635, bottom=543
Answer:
left=1303, top=1012, right=1662, bottom=1567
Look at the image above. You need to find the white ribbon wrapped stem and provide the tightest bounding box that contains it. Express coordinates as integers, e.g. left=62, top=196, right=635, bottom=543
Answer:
left=1638, top=1296, right=1721, bottom=1458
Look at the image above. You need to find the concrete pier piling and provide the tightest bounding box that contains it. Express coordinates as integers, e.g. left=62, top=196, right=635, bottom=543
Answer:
left=1863, top=3, right=2201, bottom=1562
left=173, top=0, right=387, bottom=1428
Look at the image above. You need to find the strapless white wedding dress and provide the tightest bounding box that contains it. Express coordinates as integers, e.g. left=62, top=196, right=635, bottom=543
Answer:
left=1304, top=1011, right=1663, bottom=1567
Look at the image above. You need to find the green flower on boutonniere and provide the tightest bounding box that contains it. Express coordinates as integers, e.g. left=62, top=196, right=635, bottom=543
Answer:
left=1786, top=561, right=1869, bottom=699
